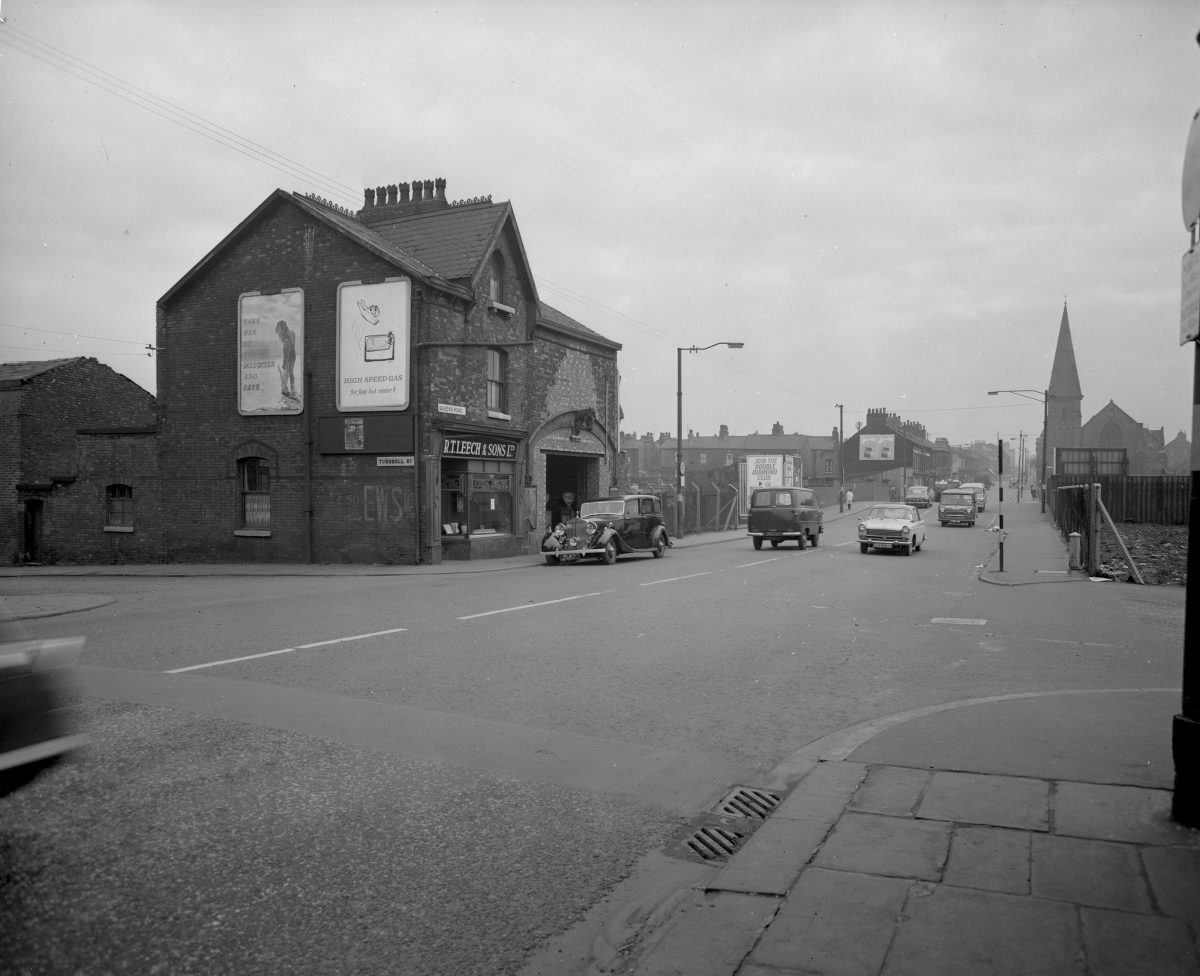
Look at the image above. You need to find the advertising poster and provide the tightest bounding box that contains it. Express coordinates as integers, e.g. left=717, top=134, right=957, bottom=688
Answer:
left=337, top=279, right=411, bottom=411
left=858, top=434, right=895, bottom=461
left=746, top=455, right=783, bottom=488
left=238, top=289, right=304, bottom=415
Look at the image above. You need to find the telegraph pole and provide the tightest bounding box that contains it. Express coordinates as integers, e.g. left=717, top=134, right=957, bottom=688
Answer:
left=1173, top=95, right=1200, bottom=825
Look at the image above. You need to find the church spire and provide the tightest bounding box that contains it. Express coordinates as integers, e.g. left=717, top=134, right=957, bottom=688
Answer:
left=1048, top=302, right=1083, bottom=400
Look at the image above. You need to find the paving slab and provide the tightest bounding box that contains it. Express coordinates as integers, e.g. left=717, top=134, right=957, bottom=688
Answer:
left=628, top=890, right=778, bottom=976
left=1141, top=845, right=1200, bottom=927
left=1053, top=781, right=1198, bottom=846
left=813, top=812, right=950, bottom=881
left=710, top=815, right=835, bottom=896
left=848, top=764, right=930, bottom=816
left=942, top=826, right=1031, bottom=894
left=1031, top=834, right=1152, bottom=912
left=748, top=867, right=909, bottom=976
left=918, top=771, right=1049, bottom=831
left=882, top=886, right=1080, bottom=976
left=1079, top=907, right=1200, bottom=976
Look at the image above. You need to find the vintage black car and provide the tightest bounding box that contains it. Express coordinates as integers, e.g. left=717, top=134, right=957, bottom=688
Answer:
left=542, top=494, right=669, bottom=564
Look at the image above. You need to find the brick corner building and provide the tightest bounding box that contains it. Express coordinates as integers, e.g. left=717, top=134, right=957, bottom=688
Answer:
left=156, top=179, right=620, bottom=564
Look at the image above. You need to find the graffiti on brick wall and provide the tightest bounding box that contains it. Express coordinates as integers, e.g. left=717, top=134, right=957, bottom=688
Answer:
left=363, top=485, right=408, bottom=525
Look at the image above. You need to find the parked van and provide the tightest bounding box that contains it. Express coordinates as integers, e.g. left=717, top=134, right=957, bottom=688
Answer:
left=938, top=488, right=977, bottom=527
left=748, top=487, right=823, bottom=550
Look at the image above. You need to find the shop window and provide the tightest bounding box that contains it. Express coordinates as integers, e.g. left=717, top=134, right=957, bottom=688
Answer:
left=238, top=457, right=271, bottom=532
left=467, top=472, right=512, bottom=535
left=441, top=461, right=513, bottom=537
left=487, top=348, right=508, bottom=416
left=105, top=484, right=134, bottom=531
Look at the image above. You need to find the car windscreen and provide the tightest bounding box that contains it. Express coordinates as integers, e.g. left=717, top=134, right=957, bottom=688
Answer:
left=580, top=501, right=624, bottom=517
left=751, top=489, right=814, bottom=506
left=867, top=506, right=910, bottom=520
left=941, top=493, right=973, bottom=504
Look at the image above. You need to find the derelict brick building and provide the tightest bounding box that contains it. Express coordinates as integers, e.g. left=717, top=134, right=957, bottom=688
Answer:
left=156, top=178, right=620, bottom=564
left=1, top=358, right=158, bottom=564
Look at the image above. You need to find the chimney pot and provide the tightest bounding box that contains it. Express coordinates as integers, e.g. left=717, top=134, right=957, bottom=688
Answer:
left=411, top=180, right=423, bottom=201
left=435, top=177, right=447, bottom=202
left=364, top=188, right=375, bottom=208
left=386, top=184, right=398, bottom=205
left=376, top=186, right=387, bottom=206
left=400, top=183, right=410, bottom=204
left=423, top=179, right=435, bottom=200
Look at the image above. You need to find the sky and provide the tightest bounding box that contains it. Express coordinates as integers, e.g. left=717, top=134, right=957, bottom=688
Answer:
left=2, top=0, right=1198, bottom=450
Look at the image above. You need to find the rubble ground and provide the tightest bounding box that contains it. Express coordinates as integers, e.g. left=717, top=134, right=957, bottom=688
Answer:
left=1096, top=523, right=1187, bottom=586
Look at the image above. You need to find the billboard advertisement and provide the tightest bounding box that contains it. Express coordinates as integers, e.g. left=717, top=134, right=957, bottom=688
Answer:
left=745, top=455, right=800, bottom=488
left=337, top=278, right=412, bottom=411
left=858, top=434, right=895, bottom=462
left=238, top=289, right=304, bottom=415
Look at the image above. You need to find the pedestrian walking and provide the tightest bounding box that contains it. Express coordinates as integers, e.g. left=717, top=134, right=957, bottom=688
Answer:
left=845, top=488, right=854, bottom=510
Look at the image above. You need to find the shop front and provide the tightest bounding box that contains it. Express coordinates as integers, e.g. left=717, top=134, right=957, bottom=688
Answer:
left=437, top=430, right=525, bottom=560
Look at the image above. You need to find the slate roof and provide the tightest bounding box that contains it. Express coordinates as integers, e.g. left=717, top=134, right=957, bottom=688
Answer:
left=161, top=188, right=620, bottom=352
left=365, top=200, right=514, bottom=284
left=538, top=303, right=621, bottom=351
left=0, top=358, right=82, bottom=387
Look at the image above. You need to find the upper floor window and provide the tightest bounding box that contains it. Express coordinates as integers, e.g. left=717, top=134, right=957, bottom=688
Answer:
left=488, top=253, right=505, bottom=302
left=238, top=457, right=271, bottom=530
left=105, top=484, right=134, bottom=530
left=824, top=458, right=834, bottom=474
left=487, top=348, right=508, bottom=415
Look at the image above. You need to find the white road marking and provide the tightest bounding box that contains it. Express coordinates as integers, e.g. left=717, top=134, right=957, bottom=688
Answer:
left=640, top=572, right=713, bottom=586
left=735, top=558, right=783, bottom=567
left=458, top=592, right=605, bottom=620
left=931, top=617, right=988, bottom=625
left=165, top=627, right=409, bottom=674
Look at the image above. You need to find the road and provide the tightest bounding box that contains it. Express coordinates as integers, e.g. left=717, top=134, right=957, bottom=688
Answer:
left=0, top=501, right=1185, bottom=975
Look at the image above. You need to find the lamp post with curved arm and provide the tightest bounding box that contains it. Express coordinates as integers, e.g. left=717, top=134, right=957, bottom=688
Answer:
left=988, top=389, right=1048, bottom=513
left=676, top=342, right=744, bottom=539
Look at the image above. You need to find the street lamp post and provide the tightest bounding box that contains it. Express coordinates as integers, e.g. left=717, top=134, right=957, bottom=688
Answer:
left=676, top=342, right=744, bottom=539
left=989, top=389, right=1048, bottom=513
left=835, top=403, right=845, bottom=512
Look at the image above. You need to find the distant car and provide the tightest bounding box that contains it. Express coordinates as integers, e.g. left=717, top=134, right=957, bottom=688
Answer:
left=857, top=503, right=926, bottom=555
left=959, top=482, right=987, bottom=512
left=542, top=494, right=668, bottom=564
left=904, top=485, right=933, bottom=508
left=747, top=486, right=824, bottom=550
left=938, top=488, right=977, bottom=527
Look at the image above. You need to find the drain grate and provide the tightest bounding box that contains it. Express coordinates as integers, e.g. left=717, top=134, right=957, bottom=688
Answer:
left=685, top=824, right=744, bottom=861
left=713, top=786, right=782, bottom=820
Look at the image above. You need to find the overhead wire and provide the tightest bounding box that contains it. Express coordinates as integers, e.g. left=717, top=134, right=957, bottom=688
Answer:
left=1, top=22, right=1016, bottom=433
left=0, top=22, right=361, bottom=209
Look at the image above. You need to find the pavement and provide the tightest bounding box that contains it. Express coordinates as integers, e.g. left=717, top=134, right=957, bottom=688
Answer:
left=3, top=499, right=1199, bottom=974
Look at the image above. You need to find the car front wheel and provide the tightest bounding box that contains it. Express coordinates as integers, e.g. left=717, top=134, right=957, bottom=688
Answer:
left=752, top=537, right=763, bottom=550
left=860, top=542, right=869, bottom=553
left=652, top=535, right=666, bottom=558
left=602, top=540, right=617, bottom=565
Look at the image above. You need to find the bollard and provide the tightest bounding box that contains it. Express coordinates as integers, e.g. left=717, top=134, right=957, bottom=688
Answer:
left=1068, top=531, right=1081, bottom=570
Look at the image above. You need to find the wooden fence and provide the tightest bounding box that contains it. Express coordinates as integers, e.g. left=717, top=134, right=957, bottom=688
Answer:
left=1046, top=475, right=1189, bottom=525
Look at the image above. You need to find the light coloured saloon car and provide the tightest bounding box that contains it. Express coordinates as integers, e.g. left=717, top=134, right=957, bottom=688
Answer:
left=857, top=503, right=927, bottom=556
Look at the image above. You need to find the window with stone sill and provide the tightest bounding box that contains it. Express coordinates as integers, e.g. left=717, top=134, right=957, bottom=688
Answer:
left=487, top=347, right=508, bottom=415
